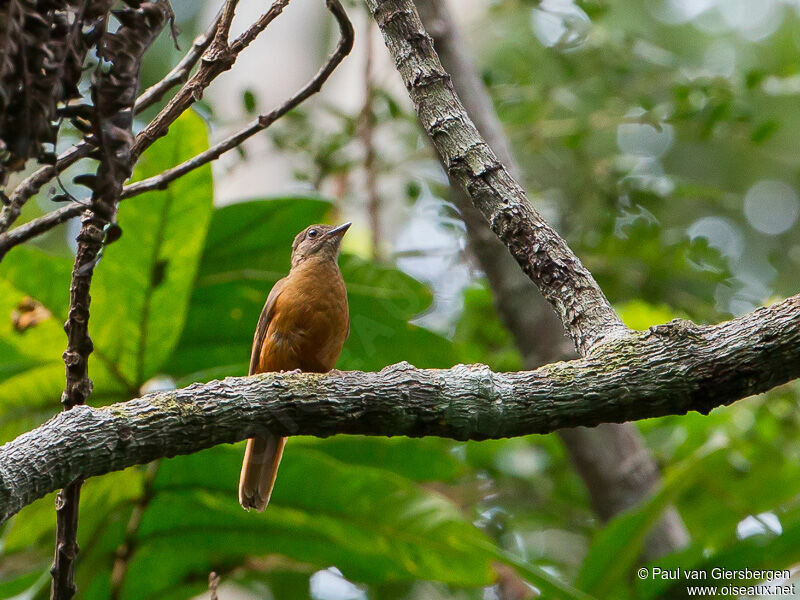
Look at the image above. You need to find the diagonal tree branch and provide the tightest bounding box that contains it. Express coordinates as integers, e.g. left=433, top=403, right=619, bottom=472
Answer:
left=365, top=0, right=628, bottom=355
left=50, top=4, right=171, bottom=599
left=412, top=0, right=690, bottom=560
left=131, top=0, right=291, bottom=161
left=1, top=294, right=798, bottom=525
left=133, top=7, right=224, bottom=113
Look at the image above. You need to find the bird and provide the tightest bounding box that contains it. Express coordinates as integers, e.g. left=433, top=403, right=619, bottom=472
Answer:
left=239, top=222, right=351, bottom=511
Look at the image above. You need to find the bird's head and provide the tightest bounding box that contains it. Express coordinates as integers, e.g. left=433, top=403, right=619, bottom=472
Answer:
left=290, top=222, right=351, bottom=267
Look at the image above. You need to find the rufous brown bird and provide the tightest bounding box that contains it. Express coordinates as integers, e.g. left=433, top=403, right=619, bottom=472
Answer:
left=239, top=223, right=351, bottom=511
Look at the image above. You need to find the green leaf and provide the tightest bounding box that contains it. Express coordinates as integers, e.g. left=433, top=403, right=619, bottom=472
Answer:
left=0, top=569, right=49, bottom=600
left=242, top=89, right=257, bottom=114
left=0, top=253, right=128, bottom=442
left=79, top=447, right=499, bottom=599
left=90, top=110, right=214, bottom=386
left=292, top=436, right=465, bottom=483
left=577, top=436, right=728, bottom=597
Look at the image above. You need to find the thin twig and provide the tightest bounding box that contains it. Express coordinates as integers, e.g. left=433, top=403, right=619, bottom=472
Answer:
left=122, top=0, right=354, bottom=199
left=50, top=4, right=171, bottom=599
left=132, top=0, right=291, bottom=162
left=134, top=8, right=224, bottom=113
left=0, top=203, right=82, bottom=259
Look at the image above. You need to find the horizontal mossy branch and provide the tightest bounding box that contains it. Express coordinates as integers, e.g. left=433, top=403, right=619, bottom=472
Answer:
left=0, top=295, right=798, bottom=523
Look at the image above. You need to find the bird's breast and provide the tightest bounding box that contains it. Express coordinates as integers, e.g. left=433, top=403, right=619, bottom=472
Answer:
left=259, top=259, right=349, bottom=373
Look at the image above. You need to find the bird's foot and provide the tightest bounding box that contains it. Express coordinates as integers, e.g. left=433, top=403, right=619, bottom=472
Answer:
left=280, top=368, right=302, bottom=375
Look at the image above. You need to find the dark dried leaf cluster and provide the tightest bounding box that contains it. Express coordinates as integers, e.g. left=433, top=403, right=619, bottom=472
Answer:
left=0, top=0, right=113, bottom=188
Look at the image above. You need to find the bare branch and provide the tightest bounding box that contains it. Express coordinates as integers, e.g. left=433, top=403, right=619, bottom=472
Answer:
left=50, top=4, right=171, bottom=599
left=0, top=203, right=83, bottom=259
left=365, top=0, right=627, bottom=354
left=1, top=294, right=798, bottom=525
left=132, top=0, right=291, bottom=162
left=134, top=8, right=224, bottom=113
left=122, top=0, right=354, bottom=199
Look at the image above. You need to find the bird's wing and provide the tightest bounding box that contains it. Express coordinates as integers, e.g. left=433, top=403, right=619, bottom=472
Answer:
left=249, top=277, right=288, bottom=376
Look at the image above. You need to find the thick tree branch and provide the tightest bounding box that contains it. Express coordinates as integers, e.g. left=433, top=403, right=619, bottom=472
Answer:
left=366, top=0, right=628, bottom=354
left=412, top=0, right=690, bottom=558
left=1, top=295, right=798, bottom=524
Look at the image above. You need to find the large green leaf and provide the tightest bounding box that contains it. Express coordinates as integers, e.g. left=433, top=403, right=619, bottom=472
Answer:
left=90, top=110, right=213, bottom=386
left=0, top=251, right=129, bottom=443
left=74, top=447, right=496, bottom=599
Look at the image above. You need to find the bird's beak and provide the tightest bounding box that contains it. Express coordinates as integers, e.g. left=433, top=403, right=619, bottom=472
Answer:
left=328, top=222, right=351, bottom=238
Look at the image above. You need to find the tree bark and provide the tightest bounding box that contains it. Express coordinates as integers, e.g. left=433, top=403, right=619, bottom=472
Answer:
left=412, top=0, right=689, bottom=558
left=50, top=4, right=173, bottom=598
left=366, top=0, right=629, bottom=355
left=1, top=292, right=797, bottom=523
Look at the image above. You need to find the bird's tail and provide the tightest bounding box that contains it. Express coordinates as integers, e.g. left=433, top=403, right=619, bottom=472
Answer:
left=238, top=434, right=287, bottom=511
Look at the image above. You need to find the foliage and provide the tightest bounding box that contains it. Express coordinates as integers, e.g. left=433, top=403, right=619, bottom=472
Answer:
left=2, top=0, right=800, bottom=599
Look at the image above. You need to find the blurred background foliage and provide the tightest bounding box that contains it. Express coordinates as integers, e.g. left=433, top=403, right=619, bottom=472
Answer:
left=1, top=0, right=800, bottom=598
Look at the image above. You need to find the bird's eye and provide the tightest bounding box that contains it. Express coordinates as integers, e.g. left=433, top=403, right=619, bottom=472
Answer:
left=307, top=229, right=318, bottom=239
